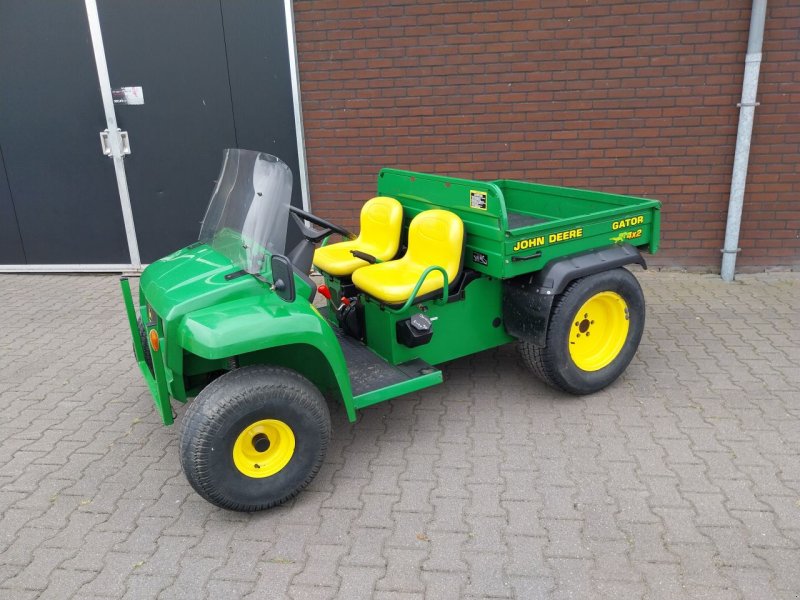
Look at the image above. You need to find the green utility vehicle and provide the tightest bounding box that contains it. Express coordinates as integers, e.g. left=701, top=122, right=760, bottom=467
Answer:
left=122, top=149, right=660, bottom=511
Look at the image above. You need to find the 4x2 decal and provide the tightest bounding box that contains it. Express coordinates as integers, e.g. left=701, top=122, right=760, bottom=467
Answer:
left=611, top=229, right=643, bottom=244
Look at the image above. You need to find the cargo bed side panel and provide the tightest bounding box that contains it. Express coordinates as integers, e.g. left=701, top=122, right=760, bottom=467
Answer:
left=494, top=179, right=661, bottom=278
left=502, top=206, right=660, bottom=278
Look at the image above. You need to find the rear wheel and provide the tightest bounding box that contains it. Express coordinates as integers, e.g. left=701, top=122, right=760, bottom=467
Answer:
left=520, top=268, right=645, bottom=394
left=179, top=365, right=330, bottom=511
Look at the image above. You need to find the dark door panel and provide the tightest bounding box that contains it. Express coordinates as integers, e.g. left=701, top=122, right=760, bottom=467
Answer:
left=97, top=0, right=238, bottom=263
left=0, top=0, right=130, bottom=264
left=221, top=0, right=303, bottom=249
left=0, top=145, right=26, bottom=263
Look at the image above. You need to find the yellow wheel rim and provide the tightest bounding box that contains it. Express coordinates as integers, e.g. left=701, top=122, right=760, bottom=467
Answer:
left=232, top=419, right=295, bottom=478
left=568, top=291, right=630, bottom=372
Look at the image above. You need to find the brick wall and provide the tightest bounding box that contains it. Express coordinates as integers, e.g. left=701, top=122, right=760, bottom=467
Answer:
left=294, top=0, right=799, bottom=270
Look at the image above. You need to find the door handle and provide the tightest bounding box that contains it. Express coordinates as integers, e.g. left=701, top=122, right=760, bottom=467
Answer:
left=99, top=130, right=112, bottom=156
left=119, top=131, right=131, bottom=155
left=99, top=129, right=131, bottom=158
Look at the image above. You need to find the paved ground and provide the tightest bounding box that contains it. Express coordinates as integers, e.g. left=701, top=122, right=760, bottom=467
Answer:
left=0, top=270, right=798, bottom=600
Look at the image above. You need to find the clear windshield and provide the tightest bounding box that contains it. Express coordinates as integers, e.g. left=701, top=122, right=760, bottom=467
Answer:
left=199, top=149, right=293, bottom=273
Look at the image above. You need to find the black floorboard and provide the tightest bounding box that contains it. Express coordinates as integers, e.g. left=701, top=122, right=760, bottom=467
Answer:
left=334, top=328, right=437, bottom=396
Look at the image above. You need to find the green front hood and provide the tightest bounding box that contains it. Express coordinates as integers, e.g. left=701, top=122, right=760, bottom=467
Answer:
left=140, top=244, right=263, bottom=323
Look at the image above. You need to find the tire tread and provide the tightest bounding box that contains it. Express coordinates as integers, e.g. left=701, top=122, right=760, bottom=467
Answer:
left=519, top=269, right=644, bottom=395
left=179, top=365, right=330, bottom=512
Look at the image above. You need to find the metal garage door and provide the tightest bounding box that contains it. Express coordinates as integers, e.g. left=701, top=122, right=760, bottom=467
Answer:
left=0, top=0, right=307, bottom=270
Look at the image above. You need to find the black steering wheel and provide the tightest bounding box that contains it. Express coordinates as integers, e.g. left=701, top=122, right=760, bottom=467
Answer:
left=289, top=205, right=354, bottom=243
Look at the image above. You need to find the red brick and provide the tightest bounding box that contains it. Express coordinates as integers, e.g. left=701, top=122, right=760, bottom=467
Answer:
left=294, top=0, right=800, bottom=268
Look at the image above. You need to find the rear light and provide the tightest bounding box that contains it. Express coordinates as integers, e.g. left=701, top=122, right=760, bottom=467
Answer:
left=149, top=329, right=160, bottom=352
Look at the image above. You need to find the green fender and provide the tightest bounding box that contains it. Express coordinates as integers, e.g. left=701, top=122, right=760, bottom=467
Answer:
left=178, top=295, right=356, bottom=420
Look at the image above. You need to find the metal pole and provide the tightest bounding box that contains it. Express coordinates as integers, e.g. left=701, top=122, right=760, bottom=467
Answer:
left=721, top=0, right=767, bottom=281
left=284, top=0, right=311, bottom=212
left=85, top=0, right=142, bottom=269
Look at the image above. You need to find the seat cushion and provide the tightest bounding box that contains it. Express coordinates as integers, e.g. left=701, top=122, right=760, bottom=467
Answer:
left=314, top=239, right=383, bottom=277
left=313, top=196, right=403, bottom=277
left=352, top=259, right=447, bottom=304
left=352, top=209, right=463, bottom=304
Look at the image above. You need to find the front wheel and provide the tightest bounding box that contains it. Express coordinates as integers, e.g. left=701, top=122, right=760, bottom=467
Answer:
left=179, top=365, right=331, bottom=511
left=519, top=268, right=645, bottom=394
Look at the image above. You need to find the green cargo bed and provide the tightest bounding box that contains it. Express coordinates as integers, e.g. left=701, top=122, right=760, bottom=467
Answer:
left=377, top=169, right=661, bottom=279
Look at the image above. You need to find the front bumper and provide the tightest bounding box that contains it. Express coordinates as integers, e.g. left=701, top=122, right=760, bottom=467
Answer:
left=120, top=277, right=174, bottom=425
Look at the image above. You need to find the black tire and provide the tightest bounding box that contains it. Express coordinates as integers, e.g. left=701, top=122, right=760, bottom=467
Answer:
left=518, top=342, right=550, bottom=383
left=136, top=317, right=153, bottom=372
left=519, top=268, right=645, bottom=395
left=179, top=365, right=330, bottom=512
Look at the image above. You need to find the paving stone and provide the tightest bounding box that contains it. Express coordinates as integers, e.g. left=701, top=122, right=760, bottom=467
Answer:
left=581, top=501, right=626, bottom=541
left=376, top=548, right=426, bottom=594
left=3, top=546, right=76, bottom=592
left=668, top=543, right=735, bottom=589
left=245, top=561, right=302, bottom=599
left=205, top=579, right=254, bottom=598
left=372, top=592, right=423, bottom=600
left=336, top=565, right=384, bottom=600
left=620, top=522, right=677, bottom=564
left=420, top=571, right=467, bottom=600
left=428, top=496, right=469, bottom=533
left=503, top=500, right=547, bottom=537
left=507, top=574, right=556, bottom=599
left=120, top=574, right=172, bottom=600
left=386, top=511, right=432, bottom=550
left=543, top=518, right=592, bottom=559
left=291, top=543, right=347, bottom=588
left=594, top=579, right=648, bottom=599
left=464, top=515, right=507, bottom=553
left=394, top=480, right=435, bottom=513
left=422, top=532, right=468, bottom=573
left=158, top=556, right=223, bottom=599
left=288, top=584, right=337, bottom=600
left=547, top=557, right=595, bottom=600
left=505, top=535, right=550, bottom=578
left=462, top=550, right=512, bottom=598
left=721, top=567, right=782, bottom=600
left=354, top=493, right=397, bottom=529
left=78, top=551, right=148, bottom=599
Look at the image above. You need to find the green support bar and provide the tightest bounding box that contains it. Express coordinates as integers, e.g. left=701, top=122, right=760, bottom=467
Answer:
left=120, top=277, right=174, bottom=425
left=384, top=265, right=449, bottom=314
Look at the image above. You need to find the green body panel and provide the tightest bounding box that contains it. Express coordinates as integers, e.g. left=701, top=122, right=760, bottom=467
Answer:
left=138, top=244, right=260, bottom=386
left=177, top=292, right=354, bottom=417
left=359, top=275, right=514, bottom=366
left=179, top=295, right=326, bottom=360
left=125, top=243, right=354, bottom=424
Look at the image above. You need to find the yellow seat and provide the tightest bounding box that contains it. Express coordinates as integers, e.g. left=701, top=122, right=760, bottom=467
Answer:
left=312, top=196, right=403, bottom=277
left=352, top=209, right=463, bottom=304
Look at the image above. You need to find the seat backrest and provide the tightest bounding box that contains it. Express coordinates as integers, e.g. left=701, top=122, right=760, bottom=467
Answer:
left=405, top=209, right=464, bottom=280
left=358, top=196, right=404, bottom=258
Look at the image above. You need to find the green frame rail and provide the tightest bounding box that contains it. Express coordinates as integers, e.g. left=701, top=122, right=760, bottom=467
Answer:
left=120, top=277, right=173, bottom=425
